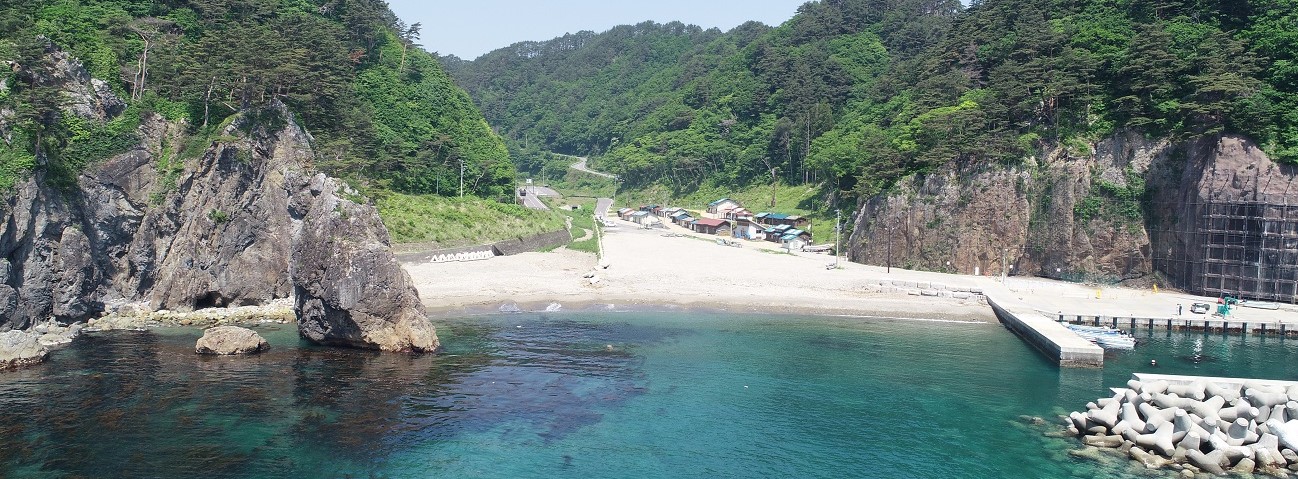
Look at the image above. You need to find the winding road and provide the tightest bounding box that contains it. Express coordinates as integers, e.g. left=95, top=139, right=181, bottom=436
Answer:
left=568, top=156, right=617, bottom=179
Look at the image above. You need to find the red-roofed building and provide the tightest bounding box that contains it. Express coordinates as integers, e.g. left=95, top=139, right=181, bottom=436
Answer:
left=691, top=218, right=732, bottom=236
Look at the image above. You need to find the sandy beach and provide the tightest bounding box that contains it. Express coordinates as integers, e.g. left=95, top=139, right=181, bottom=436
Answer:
left=403, top=217, right=1298, bottom=327
left=402, top=218, right=978, bottom=322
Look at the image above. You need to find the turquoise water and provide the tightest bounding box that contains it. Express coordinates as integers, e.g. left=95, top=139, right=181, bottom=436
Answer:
left=1, top=313, right=1297, bottom=478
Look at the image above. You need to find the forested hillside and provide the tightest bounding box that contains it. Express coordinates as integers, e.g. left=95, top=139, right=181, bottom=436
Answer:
left=446, top=0, right=1298, bottom=208
left=0, top=0, right=512, bottom=199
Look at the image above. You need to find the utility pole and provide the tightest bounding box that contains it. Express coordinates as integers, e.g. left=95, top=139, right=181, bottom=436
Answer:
left=834, top=209, right=842, bottom=269
left=458, top=158, right=464, bottom=198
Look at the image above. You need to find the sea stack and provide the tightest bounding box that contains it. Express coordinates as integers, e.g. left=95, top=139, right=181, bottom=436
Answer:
left=289, top=173, right=439, bottom=353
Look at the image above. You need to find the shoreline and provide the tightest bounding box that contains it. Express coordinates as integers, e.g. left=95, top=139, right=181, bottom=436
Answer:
left=404, top=219, right=1298, bottom=334
left=422, top=296, right=998, bottom=324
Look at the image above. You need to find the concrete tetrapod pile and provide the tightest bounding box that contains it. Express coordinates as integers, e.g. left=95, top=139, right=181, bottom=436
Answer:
left=1067, top=375, right=1298, bottom=476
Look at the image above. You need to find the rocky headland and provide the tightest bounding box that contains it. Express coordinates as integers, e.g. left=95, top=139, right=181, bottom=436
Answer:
left=850, top=131, right=1298, bottom=289
left=0, top=43, right=436, bottom=365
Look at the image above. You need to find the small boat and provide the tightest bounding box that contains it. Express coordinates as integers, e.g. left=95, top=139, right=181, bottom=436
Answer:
left=1065, top=324, right=1137, bottom=350
left=1240, top=301, right=1281, bottom=310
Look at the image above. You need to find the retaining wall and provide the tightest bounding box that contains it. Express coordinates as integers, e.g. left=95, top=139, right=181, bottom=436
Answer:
left=492, top=229, right=572, bottom=256
left=395, top=228, right=574, bottom=264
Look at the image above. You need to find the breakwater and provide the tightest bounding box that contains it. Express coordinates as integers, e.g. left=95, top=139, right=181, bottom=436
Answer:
left=1068, top=373, right=1298, bottom=475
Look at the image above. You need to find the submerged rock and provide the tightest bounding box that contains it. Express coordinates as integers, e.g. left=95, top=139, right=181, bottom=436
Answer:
left=195, top=326, right=269, bottom=355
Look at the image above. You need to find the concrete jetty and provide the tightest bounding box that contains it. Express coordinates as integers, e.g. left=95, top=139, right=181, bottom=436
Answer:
left=1058, top=313, right=1298, bottom=337
left=986, top=293, right=1105, bottom=368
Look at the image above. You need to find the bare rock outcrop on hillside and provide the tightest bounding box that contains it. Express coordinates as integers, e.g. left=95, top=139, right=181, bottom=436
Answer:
left=849, top=131, right=1298, bottom=291
left=0, top=45, right=436, bottom=353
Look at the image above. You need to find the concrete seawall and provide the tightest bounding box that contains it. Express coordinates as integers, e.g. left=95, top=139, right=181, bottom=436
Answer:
left=987, top=293, right=1105, bottom=368
left=396, top=228, right=572, bottom=263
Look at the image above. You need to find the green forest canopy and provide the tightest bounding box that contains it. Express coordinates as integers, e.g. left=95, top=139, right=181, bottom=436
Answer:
left=0, top=0, right=514, bottom=199
left=446, top=0, right=1298, bottom=210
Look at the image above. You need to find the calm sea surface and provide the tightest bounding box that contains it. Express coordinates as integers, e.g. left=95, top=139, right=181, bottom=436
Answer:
left=2, top=312, right=1298, bottom=478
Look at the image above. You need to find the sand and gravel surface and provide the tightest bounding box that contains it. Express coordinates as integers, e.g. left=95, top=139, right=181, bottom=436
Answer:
left=404, top=220, right=994, bottom=321
left=404, top=218, right=1298, bottom=326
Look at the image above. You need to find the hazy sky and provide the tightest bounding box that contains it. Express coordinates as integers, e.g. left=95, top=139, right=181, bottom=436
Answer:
left=386, top=0, right=809, bottom=60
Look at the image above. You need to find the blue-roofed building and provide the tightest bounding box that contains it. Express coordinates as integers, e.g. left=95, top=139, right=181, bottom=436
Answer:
left=780, top=229, right=812, bottom=250
left=756, top=212, right=808, bottom=228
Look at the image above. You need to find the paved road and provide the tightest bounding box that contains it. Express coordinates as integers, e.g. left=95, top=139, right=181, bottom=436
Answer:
left=529, top=186, right=561, bottom=196
left=516, top=192, right=547, bottom=208
left=595, top=197, right=614, bottom=219
left=516, top=185, right=561, bottom=210
left=568, top=156, right=616, bottom=179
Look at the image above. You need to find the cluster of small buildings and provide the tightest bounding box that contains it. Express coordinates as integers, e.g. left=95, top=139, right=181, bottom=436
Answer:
left=615, top=198, right=816, bottom=249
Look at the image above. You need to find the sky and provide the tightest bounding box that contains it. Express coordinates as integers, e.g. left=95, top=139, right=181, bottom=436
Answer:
left=385, top=0, right=809, bottom=60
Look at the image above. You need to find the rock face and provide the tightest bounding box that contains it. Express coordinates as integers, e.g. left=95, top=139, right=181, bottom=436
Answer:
left=0, top=45, right=436, bottom=352
left=195, top=326, right=269, bottom=355
left=290, top=174, right=440, bottom=353
left=849, top=131, right=1298, bottom=294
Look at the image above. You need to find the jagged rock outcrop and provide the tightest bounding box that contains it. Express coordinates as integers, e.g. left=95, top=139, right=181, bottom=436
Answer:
left=0, top=46, right=436, bottom=353
left=195, top=326, right=268, bottom=355
left=290, top=173, right=439, bottom=353
left=849, top=131, right=1298, bottom=292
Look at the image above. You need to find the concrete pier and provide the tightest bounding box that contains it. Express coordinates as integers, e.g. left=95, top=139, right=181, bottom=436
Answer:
left=1057, top=313, right=1298, bottom=336
left=986, top=293, right=1105, bottom=368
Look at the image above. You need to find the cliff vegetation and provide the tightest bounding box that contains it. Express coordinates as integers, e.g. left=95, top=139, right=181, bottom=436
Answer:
left=0, top=0, right=513, bottom=201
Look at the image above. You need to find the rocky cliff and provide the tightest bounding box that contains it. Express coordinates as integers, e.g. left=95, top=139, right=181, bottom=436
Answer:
left=0, top=46, right=436, bottom=352
left=849, top=132, right=1298, bottom=295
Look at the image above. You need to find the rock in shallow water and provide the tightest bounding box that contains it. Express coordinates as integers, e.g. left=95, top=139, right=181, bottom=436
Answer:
left=0, top=330, right=50, bottom=369
left=289, top=173, right=439, bottom=353
left=195, top=326, right=269, bottom=355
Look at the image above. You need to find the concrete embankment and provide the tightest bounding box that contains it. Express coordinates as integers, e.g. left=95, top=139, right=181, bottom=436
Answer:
left=986, top=293, right=1105, bottom=368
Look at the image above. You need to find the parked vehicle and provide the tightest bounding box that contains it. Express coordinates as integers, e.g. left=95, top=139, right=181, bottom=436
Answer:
left=1190, top=302, right=1211, bottom=314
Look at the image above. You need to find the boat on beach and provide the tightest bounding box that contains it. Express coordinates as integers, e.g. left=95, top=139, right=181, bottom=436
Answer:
left=1240, top=300, right=1281, bottom=310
